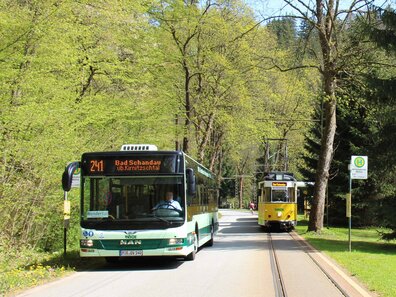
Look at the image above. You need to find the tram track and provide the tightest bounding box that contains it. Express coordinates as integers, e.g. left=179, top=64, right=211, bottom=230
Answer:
left=290, top=231, right=352, bottom=297
left=268, top=231, right=353, bottom=297
left=267, top=232, right=288, bottom=297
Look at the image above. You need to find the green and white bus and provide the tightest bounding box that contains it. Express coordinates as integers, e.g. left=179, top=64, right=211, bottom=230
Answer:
left=62, top=144, right=219, bottom=262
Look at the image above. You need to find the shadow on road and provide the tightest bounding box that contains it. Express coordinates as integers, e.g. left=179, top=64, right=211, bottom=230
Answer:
left=97, top=257, right=184, bottom=271
left=218, top=216, right=263, bottom=234
left=45, top=252, right=184, bottom=273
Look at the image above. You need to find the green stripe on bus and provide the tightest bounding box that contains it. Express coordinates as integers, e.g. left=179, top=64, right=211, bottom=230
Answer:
left=84, top=239, right=187, bottom=250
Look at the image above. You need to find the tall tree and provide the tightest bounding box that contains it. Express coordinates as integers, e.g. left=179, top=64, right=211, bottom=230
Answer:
left=149, top=0, right=215, bottom=154
left=280, top=0, right=383, bottom=232
left=364, top=7, right=396, bottom=238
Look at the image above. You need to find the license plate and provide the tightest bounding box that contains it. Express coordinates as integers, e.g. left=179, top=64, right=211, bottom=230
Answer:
left=120, top=250, right=143, bottom=257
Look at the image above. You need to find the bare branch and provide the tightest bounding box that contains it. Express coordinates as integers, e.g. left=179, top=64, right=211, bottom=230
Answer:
left=255, top=56, right=322, bottom=73
left=284, top=0, right=317, bottom=18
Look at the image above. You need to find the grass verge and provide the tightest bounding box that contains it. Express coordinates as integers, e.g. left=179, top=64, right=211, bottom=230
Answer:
left=0, top=247, right=101, bottom=296
left=295, top=219, right=396, bottom=297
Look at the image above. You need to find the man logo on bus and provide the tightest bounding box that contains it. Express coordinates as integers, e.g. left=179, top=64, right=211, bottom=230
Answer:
left=354, top=157, right=365, bottom=168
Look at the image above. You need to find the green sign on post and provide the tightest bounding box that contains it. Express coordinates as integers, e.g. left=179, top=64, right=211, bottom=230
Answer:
left=348, top=156, right=368, bottom=252
left=351, top=156, right=368, bottom=179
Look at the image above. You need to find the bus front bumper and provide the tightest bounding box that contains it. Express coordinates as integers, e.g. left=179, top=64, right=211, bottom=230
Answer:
left=80, top=245, right=194, bottom=258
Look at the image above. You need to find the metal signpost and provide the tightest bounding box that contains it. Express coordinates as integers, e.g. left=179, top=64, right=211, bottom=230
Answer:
left=348, top=156, right=368, bottom=252
left=62, top=163, right=80, bottom=256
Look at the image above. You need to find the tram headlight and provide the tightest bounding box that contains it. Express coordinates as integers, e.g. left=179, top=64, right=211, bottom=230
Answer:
left=80, top=239, right=94, bottom=247
left=169, top=238, right=183, bottom=245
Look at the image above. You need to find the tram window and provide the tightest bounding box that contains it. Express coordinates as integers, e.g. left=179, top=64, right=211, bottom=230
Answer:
left=271, top=188, right=295, bottom=202
left=288, top=188, right=295, bottom=202
left=272, top=190, right=289, bottom=202
left=264, top=188, right=271, bottom=202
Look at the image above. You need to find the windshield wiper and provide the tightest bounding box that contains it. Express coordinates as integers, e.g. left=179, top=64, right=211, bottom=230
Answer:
left=151, top=214, right=171, bottom=225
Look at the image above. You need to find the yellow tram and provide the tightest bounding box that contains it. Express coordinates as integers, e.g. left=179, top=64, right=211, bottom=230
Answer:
left=257, top=172, right=298, bottom=231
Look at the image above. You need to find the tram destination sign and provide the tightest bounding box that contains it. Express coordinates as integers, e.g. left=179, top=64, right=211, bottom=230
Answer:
left=350, top=156, right=368, bottom=180
left=272, top=182, right=287, bottom=187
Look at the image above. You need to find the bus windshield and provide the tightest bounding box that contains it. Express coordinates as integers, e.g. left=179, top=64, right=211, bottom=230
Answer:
left=81, top=176, right=185, bottom=229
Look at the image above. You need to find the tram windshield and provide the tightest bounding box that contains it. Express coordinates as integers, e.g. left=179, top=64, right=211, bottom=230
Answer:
left=271, top=187, right=295, bottom=203
left=81, top=176, right=184, bottom=229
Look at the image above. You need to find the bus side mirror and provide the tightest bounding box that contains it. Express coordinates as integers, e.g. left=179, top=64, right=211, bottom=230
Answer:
left=186, top=168, right=196, bottom=196
left=62, top=162, right=80, bottom=192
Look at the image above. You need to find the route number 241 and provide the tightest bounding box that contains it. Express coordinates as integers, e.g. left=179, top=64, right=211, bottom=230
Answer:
left=90, top=160, right=104, bottom=173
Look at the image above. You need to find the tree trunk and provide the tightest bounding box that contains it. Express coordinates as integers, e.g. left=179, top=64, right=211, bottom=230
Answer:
left=308, top=92, right=336, bottom=231
left=209, top=131, right=223, bottom=172
left=198, top=113, right=214, bottom=163
left=182, top=61, right=191, bottom=153
left=308, top=0, right=338, bottom=232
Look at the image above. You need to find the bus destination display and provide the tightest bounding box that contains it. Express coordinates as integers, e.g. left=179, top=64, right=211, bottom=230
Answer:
left=82, top=155, right=177, bottom=175
left=114, top=159, right=161, bottom=172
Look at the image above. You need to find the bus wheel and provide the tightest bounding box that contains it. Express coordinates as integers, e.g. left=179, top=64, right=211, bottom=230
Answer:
left=206, top=223, right=214, bottom=247
left=185, top=232, right=198, bottom=261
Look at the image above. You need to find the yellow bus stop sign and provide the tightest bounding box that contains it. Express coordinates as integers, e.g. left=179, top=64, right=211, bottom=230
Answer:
left=64, top=200, right=71, bottom=220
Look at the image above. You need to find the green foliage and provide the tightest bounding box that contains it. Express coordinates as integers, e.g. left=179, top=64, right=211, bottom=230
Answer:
left=2, top=1, right=395, bottom=294
left=0, top=0, right=170, bottom=252
left=267, top=18, right=297, bottom=49
left=0, top=0, right=317, bottom=256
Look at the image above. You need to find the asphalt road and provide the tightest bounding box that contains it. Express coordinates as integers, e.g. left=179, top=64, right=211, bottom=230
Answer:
left=16, top=210, right=364, bottom=297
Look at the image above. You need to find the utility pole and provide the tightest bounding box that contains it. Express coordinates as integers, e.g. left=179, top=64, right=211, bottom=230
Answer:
left=239, top=175, right=244, bottom=208
left=263, top=138, right=288, bottom=172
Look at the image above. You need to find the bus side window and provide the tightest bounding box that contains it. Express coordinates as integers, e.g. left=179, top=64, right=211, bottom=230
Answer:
left=193, top=185, right=201, bottom=205
left=187, top=193, right=193, bottom=206
left=186, top=168, right=196, bottom=196
left=186, top=168, right=196, bottom=205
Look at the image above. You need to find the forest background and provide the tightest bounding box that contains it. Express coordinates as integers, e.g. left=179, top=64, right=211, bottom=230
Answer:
left=0, top=0, right=395, bottom=256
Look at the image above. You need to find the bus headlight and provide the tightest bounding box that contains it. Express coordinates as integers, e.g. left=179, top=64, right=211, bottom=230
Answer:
left=169, top=238, right=183, bottom=245
left=80, top=239, right=94, bottom=247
